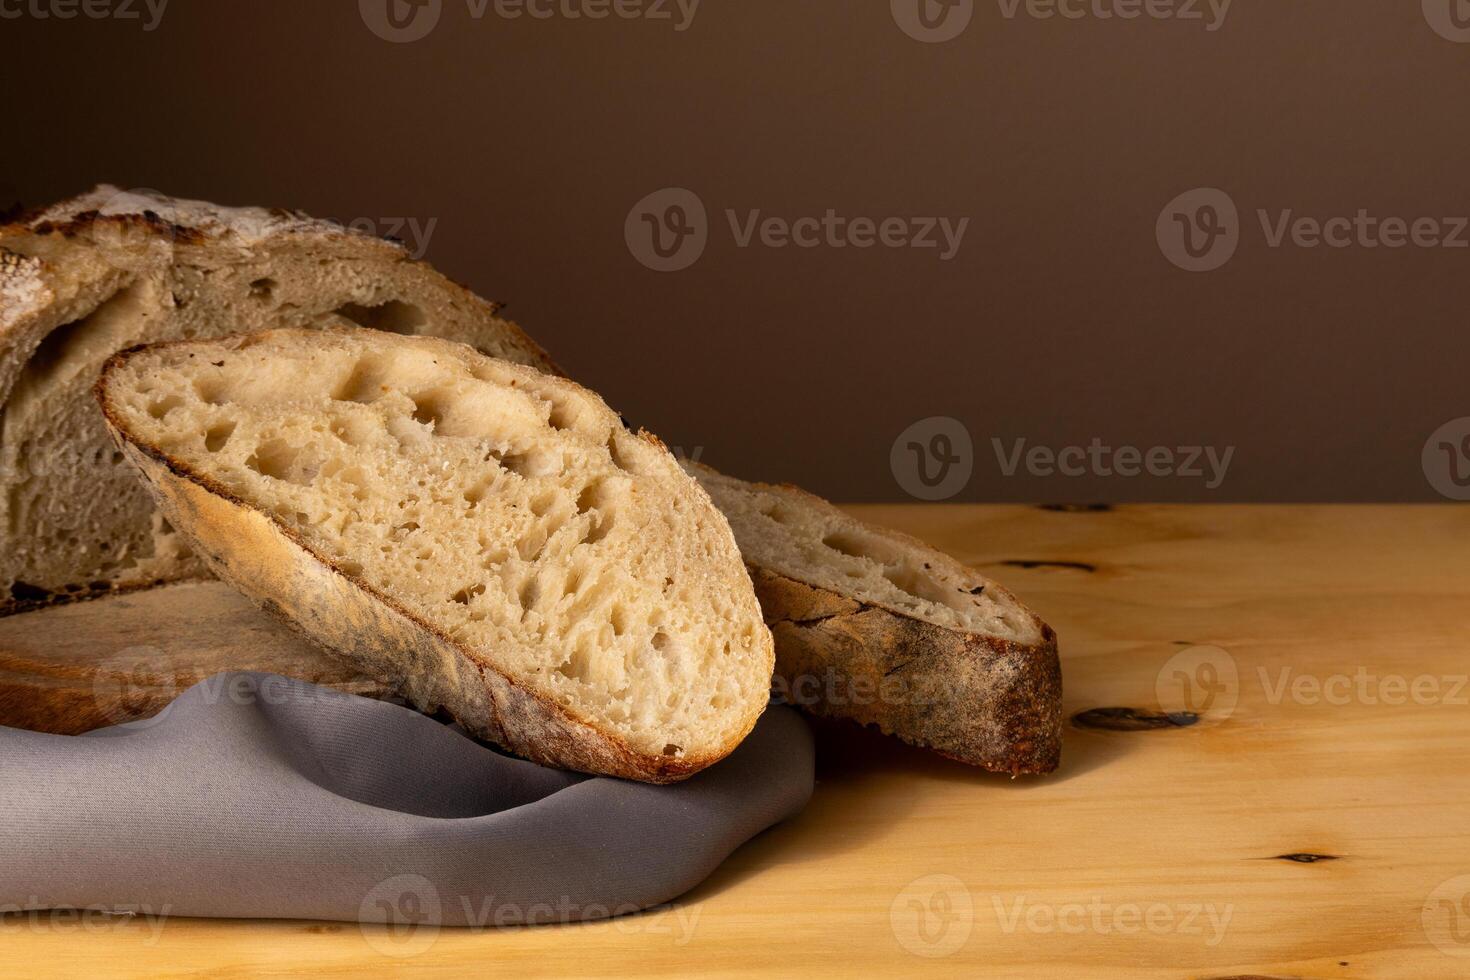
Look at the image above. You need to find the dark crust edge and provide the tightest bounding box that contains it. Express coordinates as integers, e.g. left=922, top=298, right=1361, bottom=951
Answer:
left=3, top=190, right=564, bottom=379
left=93, top=338, right=747, bottom=783
left=752, top=568, right=1062, bottom=777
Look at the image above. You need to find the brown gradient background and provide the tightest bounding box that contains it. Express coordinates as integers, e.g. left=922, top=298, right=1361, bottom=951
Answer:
left=3, top=0, right=1467, bottom=502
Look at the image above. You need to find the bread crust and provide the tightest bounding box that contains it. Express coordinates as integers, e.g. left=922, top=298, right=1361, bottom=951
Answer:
left=95, top=350, right=751, bottom=784
left=0, top=186, right=562, bottom=612
left=0, top=185, right=561, bottom=375
left=754, top=566, right=1062, bottom=775
left=683, top=463, right=1062, bottom=775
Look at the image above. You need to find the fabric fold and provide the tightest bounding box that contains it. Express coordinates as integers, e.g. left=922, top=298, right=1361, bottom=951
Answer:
left=0, top=672, right=813, bottom=926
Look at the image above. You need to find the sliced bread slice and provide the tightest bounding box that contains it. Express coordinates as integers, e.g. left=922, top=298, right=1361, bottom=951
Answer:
left=95, top=328, right=773, bottom=782
left=686, top=463, right=1061, bottom=775
left=0, top=186, right=556, bottom=613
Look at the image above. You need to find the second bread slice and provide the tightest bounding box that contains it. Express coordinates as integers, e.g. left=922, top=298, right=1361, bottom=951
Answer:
left=95, top=327, right=774, bottom=782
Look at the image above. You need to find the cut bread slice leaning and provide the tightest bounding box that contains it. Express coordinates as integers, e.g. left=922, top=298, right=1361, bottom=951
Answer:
left=686, top=463, right=1061, bottom=775
left=96, top=328, right=773, bottom=782
left=0, top=186, right=557, bottom=613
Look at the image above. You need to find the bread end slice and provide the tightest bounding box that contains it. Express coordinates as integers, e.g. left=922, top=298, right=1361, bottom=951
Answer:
left=687, top=463, right=1062, bottom=776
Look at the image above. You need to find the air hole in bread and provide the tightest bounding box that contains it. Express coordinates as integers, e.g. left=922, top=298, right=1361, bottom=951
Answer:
left=147, top=394, right=186, bottom=419
left=556, top=639, right=593, bottom=683
left=529, top=489, right=558, bottom=518
left=329, top=416, right=376, bottom=448
left=881, top=563, right=977, bottom=614
left=245, top=439, right=320, bottom=485
left=584, top=513, right=615, bottom=545
left=575, top=479, right=605, bottom=516
left=463, top=476, right=492, bottom=506
left=517, top=527, right=548, bottom=562
left=249, top=278, right=277, bottom=301
left=333, top=355, right=389, bottom=404
left=203, top=421, right=236, bottom=453
left=606, top=431, right=637, bottom=473
left=547, top=399, right=577, bottom=432
left=409, top=389, right=451, bottom=430
left=335, top=300, right=427, bottom=335
left=518, top=574, right=541, bottom=612
left=762, top=502, right=801, bottom=525
left=452, top=583, right=486, bottom=605
left=822, top=529, right=902, bottom=565
left=194, top=377, right=226, bottom=405
left=501, top=449, right=559, bottom=480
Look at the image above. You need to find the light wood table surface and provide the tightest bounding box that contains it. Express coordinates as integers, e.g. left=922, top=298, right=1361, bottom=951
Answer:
left=6, top=504, right=1469, bottom=978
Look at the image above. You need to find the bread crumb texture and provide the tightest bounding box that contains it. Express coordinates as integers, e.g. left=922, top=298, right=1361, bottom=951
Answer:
left=100, top=329, right=773, bottom=762
left=689, top=464, right=1045, bottom=645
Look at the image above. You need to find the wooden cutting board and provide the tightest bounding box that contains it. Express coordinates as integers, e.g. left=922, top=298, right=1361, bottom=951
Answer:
left=0, top=580, right=390, bottom=734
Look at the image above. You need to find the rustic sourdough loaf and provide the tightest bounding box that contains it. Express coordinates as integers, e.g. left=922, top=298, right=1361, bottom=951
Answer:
left=0, top=186, right=555, bottom=613
left=686, top=463, right=1061, bottom=775
left=96, top=328, right=773, bottom=782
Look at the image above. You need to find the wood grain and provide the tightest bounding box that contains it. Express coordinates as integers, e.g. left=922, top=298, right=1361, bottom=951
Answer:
left=4, top=505, right=1468, bottom=978
left=0, top=580, right=388, bottom=733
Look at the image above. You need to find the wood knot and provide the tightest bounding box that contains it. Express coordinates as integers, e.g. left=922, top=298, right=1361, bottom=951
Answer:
left=999, top=560, right=1097, bottom=573
left=1071, top=707, right=1199, bottom=731
left=1273, top=853, right=1339, bottom=864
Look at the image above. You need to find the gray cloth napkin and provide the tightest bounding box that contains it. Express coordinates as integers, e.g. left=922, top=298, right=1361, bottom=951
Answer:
left=0, top=672, right=813, bottom=927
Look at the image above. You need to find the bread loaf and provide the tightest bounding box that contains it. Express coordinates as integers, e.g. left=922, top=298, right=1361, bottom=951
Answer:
left=0, top=186, right=555, bottom=612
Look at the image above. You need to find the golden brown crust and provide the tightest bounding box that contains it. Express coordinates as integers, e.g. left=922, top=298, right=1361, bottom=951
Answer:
left=95, top=353, right=740, bottom=784
left=753, top=566, right=1062, bottom=776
